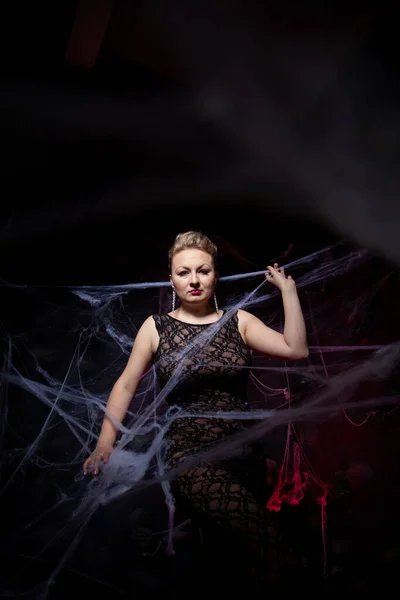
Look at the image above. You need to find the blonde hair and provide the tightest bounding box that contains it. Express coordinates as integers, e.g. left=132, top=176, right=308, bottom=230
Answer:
left=168, top=231, right=217, bottom=270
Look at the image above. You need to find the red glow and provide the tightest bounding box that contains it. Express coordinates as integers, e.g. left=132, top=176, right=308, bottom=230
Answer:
left=266, top=425, right=329, bottom=572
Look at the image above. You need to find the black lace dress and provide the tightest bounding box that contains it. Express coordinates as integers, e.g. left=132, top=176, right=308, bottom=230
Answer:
left=153, top=311, right=282, bottom=582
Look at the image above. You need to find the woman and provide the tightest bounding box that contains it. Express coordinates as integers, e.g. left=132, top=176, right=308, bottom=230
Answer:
left=83, top=230, right=309, bottom=585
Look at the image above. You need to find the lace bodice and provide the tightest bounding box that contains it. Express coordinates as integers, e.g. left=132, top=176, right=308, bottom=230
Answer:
left=152, top=311, right=251, bottom=409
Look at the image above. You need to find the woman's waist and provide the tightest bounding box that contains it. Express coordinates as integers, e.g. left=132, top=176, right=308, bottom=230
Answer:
left=168, top=390, right=248, bottom=413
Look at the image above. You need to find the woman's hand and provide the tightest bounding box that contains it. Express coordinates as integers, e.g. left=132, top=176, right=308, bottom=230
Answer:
left=83, top=441, right=114, bottom=476
left=265, top=263, right=296, bottom=294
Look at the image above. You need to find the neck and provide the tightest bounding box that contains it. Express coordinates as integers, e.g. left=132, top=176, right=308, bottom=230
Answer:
left=176, top=302, right=216, bottom=319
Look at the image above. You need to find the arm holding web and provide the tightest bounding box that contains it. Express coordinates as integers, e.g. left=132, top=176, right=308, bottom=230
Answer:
left=239, top=263, right=309, bottom=361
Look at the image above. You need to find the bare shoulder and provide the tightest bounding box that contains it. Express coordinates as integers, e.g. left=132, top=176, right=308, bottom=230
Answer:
left=236, top=309, right=253, bottom=338
left=237, top=309, right=254, bottom=326
left=141, top=315, right=158, bottom=331
left=236, top=309, right=270, bottom=346
left=135, top=316, right=159, bottom=354
left=119, top=316, right=158, bottom=386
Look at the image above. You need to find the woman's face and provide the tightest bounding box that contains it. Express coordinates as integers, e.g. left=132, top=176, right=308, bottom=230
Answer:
left=170, top=249, right=217, bottom=306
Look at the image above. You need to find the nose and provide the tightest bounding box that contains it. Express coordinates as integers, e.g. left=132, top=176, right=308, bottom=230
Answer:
left=189, top=272, right=200, bottom=287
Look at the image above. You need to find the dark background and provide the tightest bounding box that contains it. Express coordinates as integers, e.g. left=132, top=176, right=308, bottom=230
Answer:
left=1, top=1, right=400, bottom=597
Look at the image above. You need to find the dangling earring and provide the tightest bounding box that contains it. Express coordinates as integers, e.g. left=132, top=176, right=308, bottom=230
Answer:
left=214, top=293, right=219, bottom=314
left=171, top=287, right=176, bottom=312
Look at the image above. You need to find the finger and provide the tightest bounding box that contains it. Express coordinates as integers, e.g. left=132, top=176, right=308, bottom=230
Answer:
left=103, top=452, right=110, bottom=463
left=83, top=457, right=92, bottom=474
left=83, top=459, right=95, bottom=475
left=91, top=460, right=100, bottom=476
left=265, top=272, right=274, bottom=283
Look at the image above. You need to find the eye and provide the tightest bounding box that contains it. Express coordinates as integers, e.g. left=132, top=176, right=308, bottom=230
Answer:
left=178, top=271, right=188, bottom=277
left=200, top=269, right=210, bottom=275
